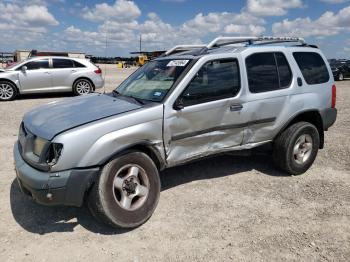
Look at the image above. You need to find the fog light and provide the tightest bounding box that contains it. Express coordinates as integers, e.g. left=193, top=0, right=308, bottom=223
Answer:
left=46, top=193, right=53, bottom=200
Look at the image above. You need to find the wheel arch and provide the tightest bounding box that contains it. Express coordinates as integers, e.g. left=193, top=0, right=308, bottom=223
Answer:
left=275, top=110, right=324, bottom=149
left=99, top=142, right=166, bottom=171
left=0, top=78, right=19, bottom=92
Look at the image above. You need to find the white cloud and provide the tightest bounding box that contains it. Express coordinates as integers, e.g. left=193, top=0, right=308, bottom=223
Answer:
left=272, top=5, right=350, bottom=37
left=82, top=0, right=141, bottom=22
left=320, top=0, right=349, bottom=3
left=225, top=24, right=266, bottom=35
left=246, top=0, right=303, bottom=16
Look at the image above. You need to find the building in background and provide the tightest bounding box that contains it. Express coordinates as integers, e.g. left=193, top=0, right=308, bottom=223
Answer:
left=14, top=50, right=86, bottom=62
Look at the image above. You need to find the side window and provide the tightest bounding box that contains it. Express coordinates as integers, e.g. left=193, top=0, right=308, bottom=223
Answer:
left=24, top=59, right=50, bottom=70
left=52, top=59, right=74, bottom=69
left=181, top=59, right=240, bottom=106
left=293, top=52, right=330, bottom=85
left=246, top=52, right=292, bottom=93
left=73, top=60, right=86, bottom=68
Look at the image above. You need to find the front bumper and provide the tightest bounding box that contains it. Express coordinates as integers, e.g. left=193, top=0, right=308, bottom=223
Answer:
left=14, top=142, right=99, bottom=207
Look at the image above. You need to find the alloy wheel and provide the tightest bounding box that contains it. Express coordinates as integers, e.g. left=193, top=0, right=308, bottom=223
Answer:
left=76, top=81, right=91, bottom=95
left=112, top=164, right=150, bottom=211
left=293, top=134, right=313, bottom=165
left=0, top=83, right=14, bottom=100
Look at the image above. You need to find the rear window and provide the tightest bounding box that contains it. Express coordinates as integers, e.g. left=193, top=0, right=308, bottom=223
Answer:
left=73, top=60, right=86, bottom=68
left=53, top=58, right=74, bottom=69
left=293, top=52, right=329, bottom=85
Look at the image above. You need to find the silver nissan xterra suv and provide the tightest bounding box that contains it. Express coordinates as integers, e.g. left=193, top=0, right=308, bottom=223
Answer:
left=14, top=37, right=337, bottom=228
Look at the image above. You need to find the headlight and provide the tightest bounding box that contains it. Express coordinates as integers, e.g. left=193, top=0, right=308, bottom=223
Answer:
left=46, top=143, right=63, bottom=165
left=33, top=137, right=47, bottom=156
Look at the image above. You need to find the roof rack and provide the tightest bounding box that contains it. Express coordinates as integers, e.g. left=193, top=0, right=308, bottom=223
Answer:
left=164, top=36, right=308, bottom=57
left=164, top=45, right=206, bottom=56
left=207, top=36, right=306, bottom=48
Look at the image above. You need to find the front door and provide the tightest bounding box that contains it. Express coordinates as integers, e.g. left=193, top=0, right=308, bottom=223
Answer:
left=163, top=58, right=245, bottom=166
left=18, top=58, right=51, bottom=93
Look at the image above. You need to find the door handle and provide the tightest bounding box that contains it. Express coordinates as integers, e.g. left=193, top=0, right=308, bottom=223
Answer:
left=297, top=77, right=303, bottom=87
left=230, top=104, right=243, bottom=111
left=71, top=70, right=77, bottom=73
left=44, top=72, right=50, bottom=74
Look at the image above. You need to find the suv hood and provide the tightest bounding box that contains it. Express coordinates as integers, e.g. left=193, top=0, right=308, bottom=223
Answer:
left=23, top=93, right=142, bottom=140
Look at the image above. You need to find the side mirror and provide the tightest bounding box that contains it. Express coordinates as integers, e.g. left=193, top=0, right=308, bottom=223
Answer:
left=173, top=98, right=184, bottom=111
left=21, top=66, right=27, bottom=73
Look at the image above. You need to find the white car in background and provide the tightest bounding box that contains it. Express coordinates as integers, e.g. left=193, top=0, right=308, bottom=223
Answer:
left=0, top=56, right=104, bottom=101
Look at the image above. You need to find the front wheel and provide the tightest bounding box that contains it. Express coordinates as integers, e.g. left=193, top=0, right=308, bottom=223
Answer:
left=73, top=79, right=92, bottom=95
left=273, top=122, right=320, bottom=175
left=0, top=81, right=17, bottom=101
left=88, top=152, right=161, bottom=228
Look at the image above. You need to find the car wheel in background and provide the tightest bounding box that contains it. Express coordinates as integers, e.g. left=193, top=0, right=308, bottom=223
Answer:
left=273, top=122, right=320, bottom=175
left=73, top=79, right=92, bottom=95
left=88, top=152, right=161, bottom=229
left=0, top=81, right=17, bottom=101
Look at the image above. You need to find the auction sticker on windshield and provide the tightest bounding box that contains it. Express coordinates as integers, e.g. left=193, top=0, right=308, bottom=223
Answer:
left=167, top=60, right=189, bottom=67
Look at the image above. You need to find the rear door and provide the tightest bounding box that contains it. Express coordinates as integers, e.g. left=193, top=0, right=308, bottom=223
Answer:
left=241, top=51, right=294, bottom=144
left=51, top=58, right=75, bottom=91
left=18, top=59, right=51, bottom=92
left=163, top=57, right=245, bottom=166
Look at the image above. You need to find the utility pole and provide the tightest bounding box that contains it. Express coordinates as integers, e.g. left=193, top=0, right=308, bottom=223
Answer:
left=139, top=34, right=142, bottom=53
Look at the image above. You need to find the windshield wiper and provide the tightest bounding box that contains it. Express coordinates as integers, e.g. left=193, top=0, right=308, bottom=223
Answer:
left=127, top=96, right=145, bottom=105
left=113, top=90, right=145, bottom=105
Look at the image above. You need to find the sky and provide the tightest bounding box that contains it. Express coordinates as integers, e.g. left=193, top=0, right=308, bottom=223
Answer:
left=0, top=0, right=350, bottom=58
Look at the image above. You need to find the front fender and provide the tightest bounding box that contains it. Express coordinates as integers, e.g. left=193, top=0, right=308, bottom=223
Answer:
left=77, top=120, right=164, bottom=168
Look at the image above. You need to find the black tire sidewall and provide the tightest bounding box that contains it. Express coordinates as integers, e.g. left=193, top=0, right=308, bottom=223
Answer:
left=0, top=81, right=17, bottom=101
left=97, top=152, right=160, bottom=228
left=73, top=79, right=92, bottom=95
left=286, top=123, right=320, bottom=174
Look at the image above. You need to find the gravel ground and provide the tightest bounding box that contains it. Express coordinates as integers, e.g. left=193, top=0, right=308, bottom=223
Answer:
left=0, top=65, right=349, bottom=261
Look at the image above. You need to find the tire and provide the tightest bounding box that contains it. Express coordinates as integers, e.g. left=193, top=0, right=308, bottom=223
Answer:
left=73, top=79, right=92, bottom=95
left=273, top=122, right=320, bottom=175
left=338, top=73, right=344, bottom=81
left=0, top=80, right=17, bottom=101
left=88, top=152, right=161, bottom=228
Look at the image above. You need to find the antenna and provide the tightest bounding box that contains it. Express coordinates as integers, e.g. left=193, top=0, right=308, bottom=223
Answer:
left=103, top=21, right=108, bottom=94
left=139, top=34, right=142, bottom=53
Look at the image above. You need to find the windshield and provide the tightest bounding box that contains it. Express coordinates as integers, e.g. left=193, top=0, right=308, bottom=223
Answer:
left=116, top=59, right=192, bottom=102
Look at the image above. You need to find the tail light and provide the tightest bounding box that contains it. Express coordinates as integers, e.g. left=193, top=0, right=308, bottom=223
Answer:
left=94, top=68, right=102, bottom=74
left=331, top=84, right=336, bottom=108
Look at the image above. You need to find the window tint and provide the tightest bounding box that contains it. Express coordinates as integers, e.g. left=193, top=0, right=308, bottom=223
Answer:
left=293, top=52, right=329, bottom=85
left=246, top=53, right=279, bottom=93
left=275, top=53, right=292, bottom=88
left=53, top=58, right=73, bottom=68
left=24, top=59, right=49, bottom=70
left=181, top=59, right=240, bottom=106
left=246, top=52, right=292, bottom=93
left=73, top=60, right=86, bottom=68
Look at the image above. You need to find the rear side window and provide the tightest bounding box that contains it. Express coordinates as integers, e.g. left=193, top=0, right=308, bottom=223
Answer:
left=53, top=59, right=73, bottom=69
left=73, top=60, right=86, bottom=68
left=24, top=59, right=50, bottom=70
left=246, top=52, right=292, bottom=93
left=181, top=59, right=240, bottom=106
left=293, top=52, right=329, bottom=85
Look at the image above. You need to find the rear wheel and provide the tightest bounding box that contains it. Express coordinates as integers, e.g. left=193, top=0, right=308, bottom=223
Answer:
left=273, top=122, right=320, bottom=175
left=0, top=81, right=17, bottom=101
left=73, top=79, right=92, bottom=95
left=88, top=152, right=161, bottom=228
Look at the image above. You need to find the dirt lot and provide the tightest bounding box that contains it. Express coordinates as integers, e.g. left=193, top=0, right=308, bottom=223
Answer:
left=0, top=65, right=349, bottom=261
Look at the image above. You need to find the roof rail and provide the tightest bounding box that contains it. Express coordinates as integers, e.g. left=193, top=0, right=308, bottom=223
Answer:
left=207, top=36, right=306, bottom=48
left=164, top=44, right=206, bottom=56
